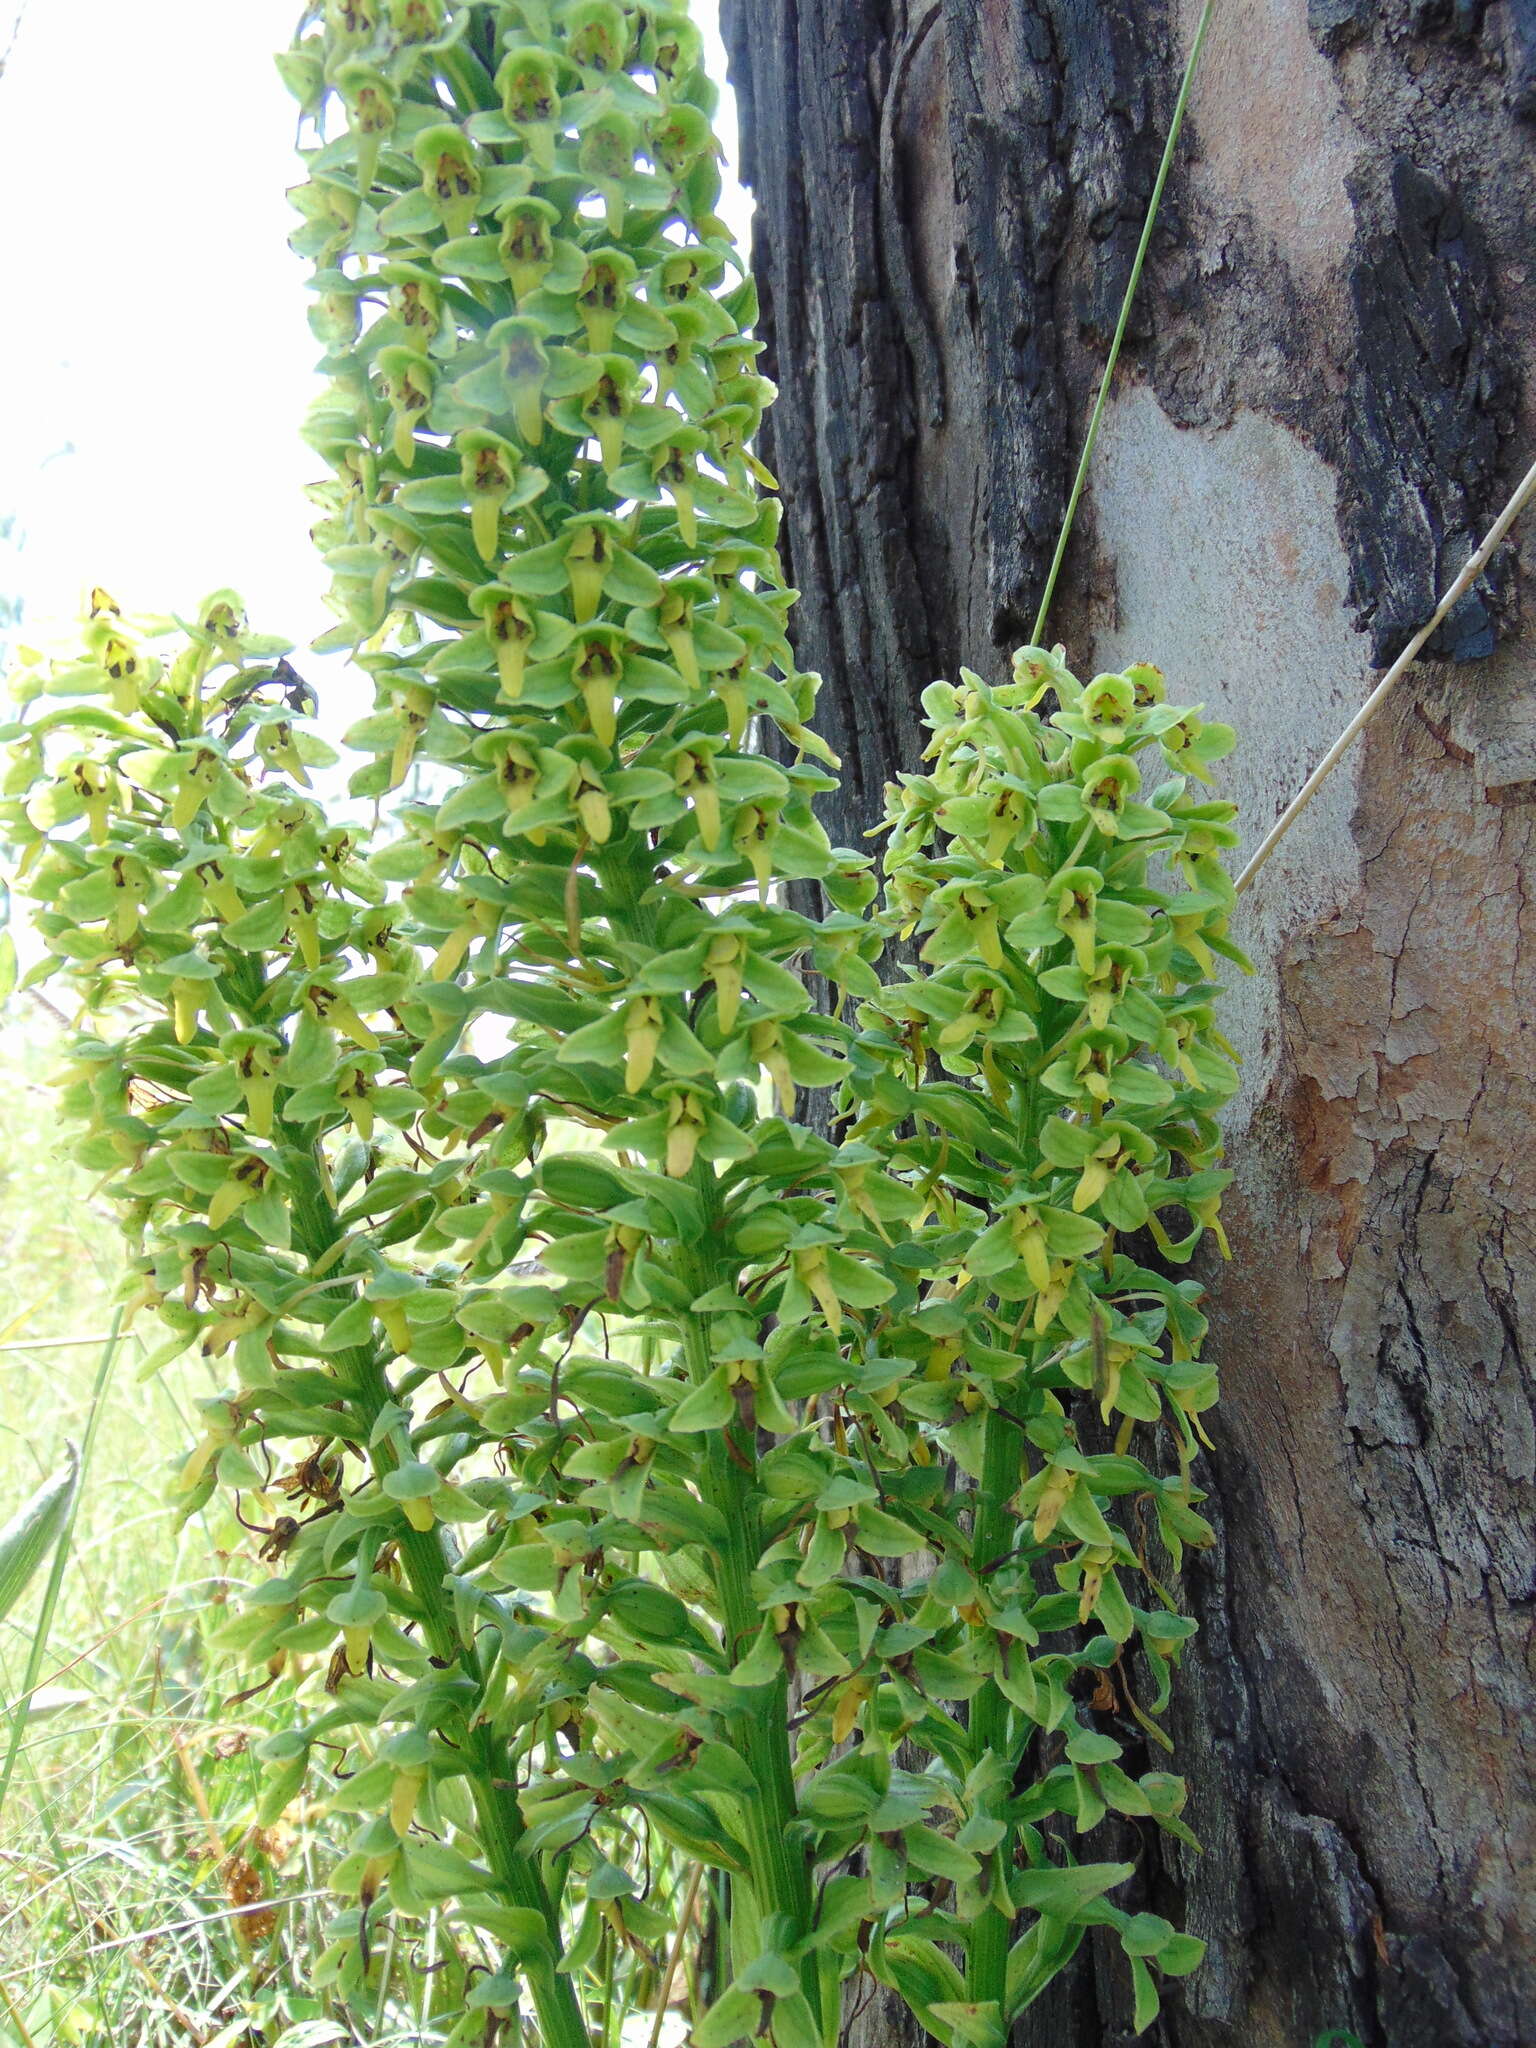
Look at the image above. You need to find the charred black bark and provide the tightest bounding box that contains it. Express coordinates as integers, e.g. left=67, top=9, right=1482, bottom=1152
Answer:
left=721, top=0, right=934, bottom=849
left=1509, top=0, right=1536, bottom=115
left=1341, top=156, right=1518, bottom=663
left=1309, top=0, right=1376, bottom=54
left=722, top=0, right=1168, bottom=849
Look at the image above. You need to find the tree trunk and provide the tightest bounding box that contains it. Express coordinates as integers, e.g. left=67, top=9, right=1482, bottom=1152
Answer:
left=721, top=3, right=1536, bottom=2043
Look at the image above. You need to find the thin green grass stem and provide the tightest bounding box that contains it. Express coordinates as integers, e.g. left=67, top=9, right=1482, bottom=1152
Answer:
left=1031, top=0, right=1216, bottom=645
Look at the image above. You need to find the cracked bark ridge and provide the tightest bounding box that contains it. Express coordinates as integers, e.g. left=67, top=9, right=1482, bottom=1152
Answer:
left=1155, top=709, right=1536, bottom=2047
left=721, top=0, right=1166, bottom=850
left=933, top=0, right=1166, bottom=652
left=1340, top=156, right=1520, bottom=664
left=1508, top=0, right=1536, bottom=117
left=1374, top=0, right=1536, bottom=114
left=1309, top=0, right=1376, bottom=54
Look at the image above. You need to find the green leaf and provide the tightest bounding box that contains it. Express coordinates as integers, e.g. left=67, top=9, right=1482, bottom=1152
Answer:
left=539, top=1152, right=630, bottom=1209
left=1012, top=1859, right=1133, bottom=1918
left=555, top=1009, right=627, bottom=1068
left=728, top=1619, right=785, bottom=1690
left=1129, top=1953, right=1160, bottom=2033
left=1038, top=1116, right=1099, bottom=1167
left=604, top=1577, right=693, bottom=1643
left=636, top=1789, right=751, bottom=1873
left=1120, top=1912, right=1177, bottom=1958
left=928, top=2003, right=1007, bottom=2048
left=825, top=1249, right=897, bottom=1309
left=223, top=897, right=289, bottom=950
left=0, top=1454, right=78, bottom=1627
left=902, top=1823, right=980, bottom=1884
left=692, top=1986, right=759, bottom=2048
left=399, top=1837, right=501, bottom=1905
left=1003, top=1914, right=1087, bottom=2016
left=325, top=1583, right=386, bottom=1631
left=1064, top=1729, right=1121, bottom=1766
left=800, top=1766, right=884, bottom=1827
left=874, top=1934, right=967, bottom=2033
left=1152, top=1931, right=1207, bottom=1977
left=669, top=1365, right=735, bottom=1433
left=851, top=1501, right=927, bottom=1558
left=766, top=1991, right=822, bottom=2048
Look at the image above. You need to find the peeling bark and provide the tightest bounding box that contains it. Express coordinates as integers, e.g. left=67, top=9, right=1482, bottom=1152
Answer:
left=723, top=1, right=1535, bottom=2041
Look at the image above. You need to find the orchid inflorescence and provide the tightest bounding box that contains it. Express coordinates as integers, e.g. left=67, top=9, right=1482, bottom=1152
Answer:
left=1, top=4, right=1246, bottom=2043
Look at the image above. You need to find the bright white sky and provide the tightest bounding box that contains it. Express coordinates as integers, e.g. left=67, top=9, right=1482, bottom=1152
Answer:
left=0, top=0, right=744, bottom=654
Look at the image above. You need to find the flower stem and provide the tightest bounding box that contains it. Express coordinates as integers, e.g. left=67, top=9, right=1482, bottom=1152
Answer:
left=282, top=1139, right=590, bottom=2048
left=966, top=1404, right=1026, bottom=2023
left=677, top=1257, right=822, bottom=2026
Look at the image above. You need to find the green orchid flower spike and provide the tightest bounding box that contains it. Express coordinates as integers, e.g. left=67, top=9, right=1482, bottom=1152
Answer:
left=1, top=8, right=1247, bottom=2047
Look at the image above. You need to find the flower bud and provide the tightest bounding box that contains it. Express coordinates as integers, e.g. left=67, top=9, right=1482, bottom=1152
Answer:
left=731, top=803, right=776, bottom=898
left=578, top=358, right=637, bottom=478
left=705, top=932, right=746, bottom=1035
left=208, top=1154, right=268, bottom=1233
left=623, top=996, right=663, bottom=1094
left=663, top=1090, right=706, bottom=1177
left=570, top=630, right=623, bottom=749
left=335, top=62, right=395, bottom=197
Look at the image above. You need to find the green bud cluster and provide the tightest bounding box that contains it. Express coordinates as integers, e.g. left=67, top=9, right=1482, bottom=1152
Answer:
left=0, top=7, right=1247, bottom=2045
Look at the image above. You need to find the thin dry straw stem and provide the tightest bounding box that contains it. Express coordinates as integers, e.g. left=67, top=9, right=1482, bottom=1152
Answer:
left=649, top=1860, right=705, bottom=2048
left=1235, top=452, right=1536, bottom=897
left=0, top=1335, right=122, bottom=1353
left=1031, top=0, right=1216, bottom=644
left=74, top=1891, right=330, bottom=1958
left=0, top=1974, right=40, bottom=2048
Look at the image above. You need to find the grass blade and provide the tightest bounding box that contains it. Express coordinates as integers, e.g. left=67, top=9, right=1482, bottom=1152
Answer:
left=0, top=1450, right=78, bottom=1627
left=0, top=1311, right=124, bottom=1826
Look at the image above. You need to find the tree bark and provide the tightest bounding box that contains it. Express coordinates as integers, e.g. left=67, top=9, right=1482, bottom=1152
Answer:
left=722, top=3, right=1536, bottom=2043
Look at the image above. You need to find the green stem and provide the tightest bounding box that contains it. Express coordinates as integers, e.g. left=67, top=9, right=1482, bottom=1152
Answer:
left=967, top=1406, right=1026, bottom=2020
left=589, top=833, right=819, bottom=2019
left=462, top=1716, right=590, bottom=2048
left=676, top=1276, right=820, bottom=2022
left=1030, top=0, right=1216, bottom=646
left=281, top=1139, right=590, bottom=2048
